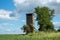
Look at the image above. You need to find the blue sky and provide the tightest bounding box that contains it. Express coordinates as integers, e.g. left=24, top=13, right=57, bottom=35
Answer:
left=0, top=0, right=60, bottom=34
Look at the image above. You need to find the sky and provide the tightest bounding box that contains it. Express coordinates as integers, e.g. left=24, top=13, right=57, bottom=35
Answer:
left=0, top=0, right=60, bottom=34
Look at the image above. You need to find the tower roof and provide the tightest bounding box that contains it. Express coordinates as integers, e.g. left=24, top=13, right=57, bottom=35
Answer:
left=26, top=13, right=34, bottom=16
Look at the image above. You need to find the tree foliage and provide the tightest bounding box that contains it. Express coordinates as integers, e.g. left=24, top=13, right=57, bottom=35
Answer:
left=22, top=24, right=35, bottom=34
left=35, top=6, right=55, bottom=31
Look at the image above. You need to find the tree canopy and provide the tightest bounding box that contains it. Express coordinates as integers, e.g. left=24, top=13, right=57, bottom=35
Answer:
left=35, top=7, right=55, bottom=31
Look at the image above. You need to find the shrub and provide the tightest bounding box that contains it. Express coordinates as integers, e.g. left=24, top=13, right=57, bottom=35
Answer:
left=22, top=24, right=35, bottom=34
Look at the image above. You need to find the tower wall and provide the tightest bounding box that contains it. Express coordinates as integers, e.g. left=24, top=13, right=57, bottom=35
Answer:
left=26, top=13, right=34, bottom=25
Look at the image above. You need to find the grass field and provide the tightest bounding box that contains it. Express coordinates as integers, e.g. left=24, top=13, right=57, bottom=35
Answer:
left=0, top=32, right=60, bottom=40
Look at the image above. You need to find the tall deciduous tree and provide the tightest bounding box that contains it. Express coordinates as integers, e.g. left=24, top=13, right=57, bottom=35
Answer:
left=35, top=7, right=55, bottom=31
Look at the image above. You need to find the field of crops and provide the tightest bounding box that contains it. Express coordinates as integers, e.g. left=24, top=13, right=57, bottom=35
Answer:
left=0, top=32, right=60, bottom=40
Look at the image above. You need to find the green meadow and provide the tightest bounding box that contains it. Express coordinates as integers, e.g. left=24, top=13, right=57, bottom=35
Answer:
left=0, top=32, right=60, bottom=40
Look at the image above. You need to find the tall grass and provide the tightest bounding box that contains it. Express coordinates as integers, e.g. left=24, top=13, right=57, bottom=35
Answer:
left=0, top=32, right=60, bottom=40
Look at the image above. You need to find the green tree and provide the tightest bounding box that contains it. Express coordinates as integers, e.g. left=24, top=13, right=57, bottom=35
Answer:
left=34, top=7, right=55, bottom=31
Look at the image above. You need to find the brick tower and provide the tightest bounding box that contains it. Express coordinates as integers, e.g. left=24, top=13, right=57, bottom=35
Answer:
left=26, top=13, right=34, bottom=25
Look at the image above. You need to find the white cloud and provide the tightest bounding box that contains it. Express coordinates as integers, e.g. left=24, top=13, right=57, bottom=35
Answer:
left=0, top=9, right=20, bottom=20
left=0, top=23, right=14, bottom=28
left=57, top=0, right=60, bottom=3
left=22, top=20, right=25, bottom=22
left=46, top=1, right=60, bottom=17
left=6, top=29, right=12, bottom=32
left=53, top=21, right=60, bottom=26
left=46, top=21, right=60, bottom=30
left=14, top=0, right=55, bottom=5
left=14, top=0, right=25, bottom=4
left=13, top=0, right=60, bottom=13
left=3, top=23, right=13, bottom=26
left=53, top=21, right=60, bottom=30
left=14, top=0, right=42, bottom=13
left=0, top=9, right=12, bottom=19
